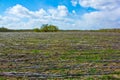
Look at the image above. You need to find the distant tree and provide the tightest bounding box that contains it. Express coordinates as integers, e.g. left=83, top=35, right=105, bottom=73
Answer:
left=40, top=24, right=59, bottom=32
left=33, top=28, right=40, bottom=32
left=0, top=27, right=9, bottom=32
left=40, top=24, right=49, bottom=32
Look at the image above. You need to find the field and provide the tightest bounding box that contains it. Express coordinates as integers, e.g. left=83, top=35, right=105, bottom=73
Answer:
left=0, top=32, right=120, bottom=80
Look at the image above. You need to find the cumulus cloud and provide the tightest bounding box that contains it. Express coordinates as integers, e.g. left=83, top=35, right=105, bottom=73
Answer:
left=76, top=0, right=120, bottom=29
left=34, top=9, right=47, bottom=17
left=0, top=4, right=71, bottom=29
left=6, top=4, right=32, bottom=18
left=58, top=5, right=68, bottom=17
left=6, top=4, right=48, bottom=19
left=79, top=0, right=120, bottom=10
left=6, top=4, right=68, bottom=19
left=68, top=0, right=120, bottom=29
left=48, top=5, right=68, bottom=17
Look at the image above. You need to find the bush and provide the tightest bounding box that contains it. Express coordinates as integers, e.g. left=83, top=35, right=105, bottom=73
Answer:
left=33, top=28, right=40, bottom=32
left=40, top=24, right=59, bottom=32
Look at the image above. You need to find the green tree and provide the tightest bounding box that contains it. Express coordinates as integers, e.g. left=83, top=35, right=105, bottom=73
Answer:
left=40, top=24, right=59, bottom=32
left=33, top=28, right=40, bottom=32
left=0, top=27, right=9, bottom=32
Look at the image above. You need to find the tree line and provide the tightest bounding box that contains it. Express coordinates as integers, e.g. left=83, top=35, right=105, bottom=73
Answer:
left=0, top=24, right=120, bottom=33
left=0, top=24, right=59, bottom=32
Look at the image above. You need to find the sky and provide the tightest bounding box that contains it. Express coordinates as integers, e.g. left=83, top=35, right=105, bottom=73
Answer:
left=0, top=0, right=120, bottom=30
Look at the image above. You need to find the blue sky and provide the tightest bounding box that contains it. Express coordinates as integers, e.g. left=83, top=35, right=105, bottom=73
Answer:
left=0, top=0, right=120, bottom=30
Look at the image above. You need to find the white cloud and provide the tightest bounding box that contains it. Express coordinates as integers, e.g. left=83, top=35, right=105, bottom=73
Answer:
left=0, top=4, right=71, bottom=29
left=79, top=0, right=120, bottom=10
left=74, top=0, right=120, bottom=29
left=48, top=5, right=68, bottom=17
left=72, top=10, right=76, bottom=14
left=58, top=5, right=68, bottom=17
left=34, top=9, right=47, bottom=17
left=6, top=4, right=48, bottom=19
left=71, top=0, right=78, bottom=6
left=6, top=4, right=32, bottom=18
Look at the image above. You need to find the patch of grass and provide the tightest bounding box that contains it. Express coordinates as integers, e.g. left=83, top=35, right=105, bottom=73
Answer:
left=0, top=77, right=5, bottom=80
left=75, top=54, right=102, bottom=62
left=99, top=75, right=120, bottom=80
left=88, top=68, right=98, bottom=74
left=85, top=77, right=94, bottom=80
left=31, top=50, right=41, bottom=54
left=68, top=50, right=78, bottom=54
